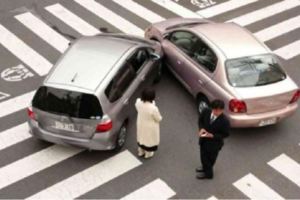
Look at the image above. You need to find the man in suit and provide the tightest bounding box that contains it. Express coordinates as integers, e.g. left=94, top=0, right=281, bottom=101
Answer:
left=196, top=99, right=230, bottom=179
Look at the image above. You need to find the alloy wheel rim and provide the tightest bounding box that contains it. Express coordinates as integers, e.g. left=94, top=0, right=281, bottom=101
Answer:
left=118, top=126, right=126, bottom=146
left=198, top=101, right=208, bottom=114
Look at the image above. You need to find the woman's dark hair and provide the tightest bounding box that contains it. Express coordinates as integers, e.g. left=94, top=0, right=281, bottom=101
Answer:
left=211, top=99, right=225, bottom=109
left=141, top=88, right=156, bottom=103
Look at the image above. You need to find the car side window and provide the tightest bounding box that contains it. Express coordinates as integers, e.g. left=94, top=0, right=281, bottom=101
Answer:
left=130, top=49, right=149, bottom=73
left=169, top=31, right=196, bottom=56
left=105, top=62, right=136, bottom=102
left=192, top=39, right=218, bottom=72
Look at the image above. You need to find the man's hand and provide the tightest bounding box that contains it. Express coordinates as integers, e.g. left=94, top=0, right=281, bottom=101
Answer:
left=199, top=129, right=214, bottom=138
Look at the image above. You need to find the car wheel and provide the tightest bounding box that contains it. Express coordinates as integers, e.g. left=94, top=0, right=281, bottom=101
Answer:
left=115, top=123, right=127, bottom=151
left=153, top=61, right=162, bottom=84
left=197, top=96, right=209, bottom=116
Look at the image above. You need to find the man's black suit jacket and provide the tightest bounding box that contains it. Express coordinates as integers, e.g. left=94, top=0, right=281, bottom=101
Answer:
left=198, top=108, right=230, bottom=151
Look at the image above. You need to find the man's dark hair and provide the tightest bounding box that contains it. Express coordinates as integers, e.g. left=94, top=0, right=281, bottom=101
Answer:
left=211, top=99, right=225, bottom=109
left=141, top=87, right=156, bottom=102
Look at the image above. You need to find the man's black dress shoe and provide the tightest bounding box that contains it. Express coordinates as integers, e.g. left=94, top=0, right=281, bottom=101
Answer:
left=195, top=167, right=204, bottom=173
left=196, top=173, right=213, bottom=179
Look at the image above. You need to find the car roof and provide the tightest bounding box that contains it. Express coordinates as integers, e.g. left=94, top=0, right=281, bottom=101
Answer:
left=45, top=36, right=137, bottom=92
left=190, top=23, right=268, bottom=59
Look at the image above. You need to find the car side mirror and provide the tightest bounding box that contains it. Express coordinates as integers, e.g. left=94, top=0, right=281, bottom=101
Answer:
left=150, top=53, right=160, bottom=61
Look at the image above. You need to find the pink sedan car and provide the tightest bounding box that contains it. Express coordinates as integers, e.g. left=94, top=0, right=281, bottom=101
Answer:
left=145, top=18, right=299, bottom=128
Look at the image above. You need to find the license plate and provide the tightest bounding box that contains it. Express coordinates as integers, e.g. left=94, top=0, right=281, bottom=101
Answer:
left=259, top=118, right=277, bottom=127
left=54, top=121, right=79, bottom=132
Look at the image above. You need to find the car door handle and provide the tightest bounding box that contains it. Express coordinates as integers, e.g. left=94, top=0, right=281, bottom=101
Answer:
left=123, top=98, right=129, bottom=105
left=177, top=60, right=182, bottom=65
left=140, top=75, right=146, bottom=81
left=198, top=79, right=204, bottom=85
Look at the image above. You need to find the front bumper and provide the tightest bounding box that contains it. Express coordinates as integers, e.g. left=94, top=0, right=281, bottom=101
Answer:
left=28, top=120, right=116, bottom=150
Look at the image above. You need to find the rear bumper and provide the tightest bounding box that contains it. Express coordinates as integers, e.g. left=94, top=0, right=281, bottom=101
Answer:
left=28, top=120, right=116, bottom=150
left=227, top=103, right=298, bottom=128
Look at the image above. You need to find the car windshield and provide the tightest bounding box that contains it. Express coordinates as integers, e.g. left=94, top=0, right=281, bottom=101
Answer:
left=225, top=54, right=286, bottom=87
left=32, top=86, right=103, bottom=119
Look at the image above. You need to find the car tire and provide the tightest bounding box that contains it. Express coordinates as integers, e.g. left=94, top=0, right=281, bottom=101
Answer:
left=153, top=61, right=163, bottom=84
left=197, top=95, right=209, bottom=116
left=114, top=122, right=127, bottom=151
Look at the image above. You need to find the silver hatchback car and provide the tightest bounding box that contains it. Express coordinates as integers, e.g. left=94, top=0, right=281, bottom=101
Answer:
left=27, top=34, right=162, bottom=150
left=145, top=18, right=299, bottom=127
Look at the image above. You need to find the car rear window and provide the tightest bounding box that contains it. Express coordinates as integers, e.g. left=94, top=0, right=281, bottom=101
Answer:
left=225, top=54, right=286, bottom=87
left=32, top=86, right=103, bottom=119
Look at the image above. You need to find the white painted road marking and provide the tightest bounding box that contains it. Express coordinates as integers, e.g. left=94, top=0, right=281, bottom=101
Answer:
left=0, top=90, right=35, bottom=118
left=74, top=0, right=144, bottom=36
left=1, top=64, right=34, bottom=82
left=207, top=196, right=218, bottom=200
left=15, top=12, right=70, bottom=53
left=0, top=24, right=52, bottom=76
left=274, top=40, right=300, bottom=60
left=233, top=173, right=284, bottom=200
left=0, top=145, right=83, bottom=190
left=46, top=4, right=100, bottom=36
left=121, top=179, right=176, bottom=200
left=228, top=0, right=300, bottom=26
left=254, top=15, right=300, bottom=42
left=197, top=0, right=258, bottom=18
left=27, top=150, right=142, bottom=200
left=113, top=0, right=165, bottom=23
left=0, top=91, right=10, bottom=101
left=151, top=0, right=203, bottom=18
left=0, top=123, right=31, bottom=151
left=268, top=154, right=300, bottom=187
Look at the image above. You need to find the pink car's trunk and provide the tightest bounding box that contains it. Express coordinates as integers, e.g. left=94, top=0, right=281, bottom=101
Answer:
left=233, top=78, right=298, bottom=114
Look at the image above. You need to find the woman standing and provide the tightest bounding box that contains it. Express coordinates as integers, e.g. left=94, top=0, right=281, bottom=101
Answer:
left=135, top=88, right=162, bottom=159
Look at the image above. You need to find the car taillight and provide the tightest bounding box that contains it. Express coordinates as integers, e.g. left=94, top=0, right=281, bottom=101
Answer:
left=289, top=89, right=300, bottom=104
left=229, top=99, right=247, bottom=113
left=96, top=116, right=112, bottom=132
left=27, top=107, right=36, bottom=120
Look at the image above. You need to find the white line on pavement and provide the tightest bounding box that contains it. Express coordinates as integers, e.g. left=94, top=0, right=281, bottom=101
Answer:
left=268, top=154, right=300, bottom=187
left=151, top=0, right=203, bottom=18
left=0, top=145, right=83, bottom=190
left=15, top=12, right=69, bottom=53
left=207, top=196, right=218, bottom=200
left=254, top=15, right=300, bottom=42
left=73, top=0, right=143, bottom=36
left=228, top=0, right=300, bottom=26
left=45, top=3, right=100, bottom=36
left=113, top=0, right=165, bottom=23
left=197, top=0, right=258, bottom=18
left=0, top=123, right=31, bottom=151
left=274, top=40, right=300, bottom=60
left=121, top=178, right=176, bottom=200
left=233, top=173, right=284, bottom=200
left=0, top=90, right=35, bottom=118
left=0, top=24, right=52, bottom=76
left=26, top=150, right=142, bottom=200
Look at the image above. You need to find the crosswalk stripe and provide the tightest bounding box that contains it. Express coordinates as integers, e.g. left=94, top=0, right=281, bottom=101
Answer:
left=26, top=150, right=141, bottom=199
left=233, top=173, right=284, bottom=200
left=254, top=15, right=300, bottom=42
left=113, top=0, right=165, bottom=23
left=0, top=24, right=52, bottom=76
left=151, top=0, right=203, bottom=18
left=0, top=123, right=31, bottom=151
left=0, top=90, right=35, bottom=118
left=268, top=154, right=300, bottom=187
left=121, top=178, right=176, bottom=200
left=0, top=145, right=83, bottom=190
left=197, top=0, right=258, bottom=18
left=207, top=196, right=218, bottom=200
left=15, top=12, right=69, bottom=53
left=73, top=0, right=143, bottom=36
left=45, top=3, right=100, bottom=36
left=228, top=0, right=300, bottom=26
left=274, top=40, right=300, bottom=60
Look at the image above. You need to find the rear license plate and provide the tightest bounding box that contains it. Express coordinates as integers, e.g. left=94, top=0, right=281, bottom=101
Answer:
left=259, top=117, right=277, bottom=127
left=54, top=121, right=79, bottom=132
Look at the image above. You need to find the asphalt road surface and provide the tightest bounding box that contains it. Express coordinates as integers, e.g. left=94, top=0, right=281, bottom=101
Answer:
left=0, top=0, right=300, bottom=199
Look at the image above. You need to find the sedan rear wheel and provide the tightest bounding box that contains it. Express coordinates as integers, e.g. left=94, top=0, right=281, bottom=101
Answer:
left=197, top=96, right=209, bottom=116
left=115, top=123, right=127, bottom=151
